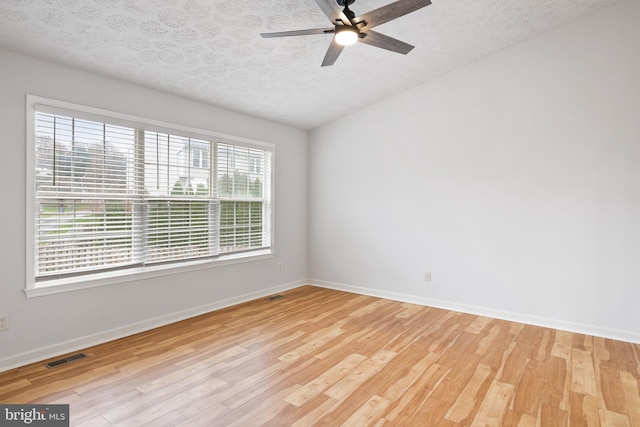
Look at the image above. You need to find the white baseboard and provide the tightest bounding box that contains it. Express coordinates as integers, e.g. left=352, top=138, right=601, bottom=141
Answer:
left=0, top=280, right=305, bottom=373
left=309, top=279, right=640, bottom=345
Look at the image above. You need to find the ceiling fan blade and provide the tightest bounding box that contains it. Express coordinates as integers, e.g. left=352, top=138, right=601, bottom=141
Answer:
left=359, top=30, right=414, bottom=54
left=321, top=38, right=345, bottom=67
left=358, top=0, right=431, bottom=30
left=314, top=0, right=353, bottom=26
left=261, top=28, right=334, bottom=38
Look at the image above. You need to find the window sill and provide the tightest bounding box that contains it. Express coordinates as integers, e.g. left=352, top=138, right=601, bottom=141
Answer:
left=25, top=250, right=274, bottom=298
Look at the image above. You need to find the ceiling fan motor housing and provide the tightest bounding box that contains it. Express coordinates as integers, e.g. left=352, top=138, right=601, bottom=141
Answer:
left=337, top=0, right=356, bottom=6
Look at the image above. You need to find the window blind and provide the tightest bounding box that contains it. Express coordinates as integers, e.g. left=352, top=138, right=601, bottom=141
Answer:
left=143, top=131, right=216, bottom=264
left=35, top=112, right=144, bottom=279
left=31, top=104, right=273, bottom=285
left=217, top=143, right=272, bottom=254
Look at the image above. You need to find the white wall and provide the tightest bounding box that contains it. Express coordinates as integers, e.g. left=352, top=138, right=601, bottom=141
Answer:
left=0, top=48, right=308, bottom=369
left=309, top=0, right=640, bottom=342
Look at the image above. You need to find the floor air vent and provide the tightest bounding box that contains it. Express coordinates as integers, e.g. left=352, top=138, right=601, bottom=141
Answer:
left=44, top=353, right=87, bottom=368
left=267, top=294, right=283, bottom=301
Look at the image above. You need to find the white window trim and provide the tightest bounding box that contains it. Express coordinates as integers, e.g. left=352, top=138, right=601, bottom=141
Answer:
left=25, top=95, right=276, bottom=298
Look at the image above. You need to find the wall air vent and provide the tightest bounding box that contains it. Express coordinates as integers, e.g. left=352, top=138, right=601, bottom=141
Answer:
left=44, top=352, right=87, bottom=368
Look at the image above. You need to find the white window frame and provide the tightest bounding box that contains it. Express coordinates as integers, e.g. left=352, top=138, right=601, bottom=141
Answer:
left=25, top=95, right=275, bottom=297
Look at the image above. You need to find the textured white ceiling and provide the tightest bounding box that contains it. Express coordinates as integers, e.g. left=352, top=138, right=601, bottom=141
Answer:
left=0, top=0, right=622, bottom=129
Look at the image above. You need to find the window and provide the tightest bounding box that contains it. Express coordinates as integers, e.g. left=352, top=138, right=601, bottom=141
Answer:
left=191, top=146, right=209, bottom=168
left=217, top=144, right=269, bottom=253
left=26, top=96, right=273, bottom=294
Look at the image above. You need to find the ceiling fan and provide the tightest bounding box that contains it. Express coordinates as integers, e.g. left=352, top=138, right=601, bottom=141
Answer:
left=260, top=0, right=432, bottom=67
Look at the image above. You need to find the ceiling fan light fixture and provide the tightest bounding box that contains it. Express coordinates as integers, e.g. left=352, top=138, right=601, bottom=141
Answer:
left=334, top=26, right=358, bottom=46
left=261, top=0, right=432, bottom=66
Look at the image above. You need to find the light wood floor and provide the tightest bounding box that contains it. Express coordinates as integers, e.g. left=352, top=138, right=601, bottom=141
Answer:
left=1, top=286, right=639, bottom=426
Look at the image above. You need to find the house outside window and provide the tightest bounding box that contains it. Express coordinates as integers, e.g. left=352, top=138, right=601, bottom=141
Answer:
left=188, top=146, right=209, bottom=169
left=26, top=96, right=273, bottom=295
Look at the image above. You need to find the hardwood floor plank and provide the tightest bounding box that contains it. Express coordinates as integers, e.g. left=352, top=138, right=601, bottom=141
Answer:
left=383, top=363, right=449, bottom=422
left=594, top=337, right=611, bottom=361
left=599, top=363, right=628, bottom=414
left=465, top=315, right=493, bottom=334
left=136, top=358, right=231, bottom=395
left=572, top=348, right=598, bottom=396
left=498, top=342, right=530, bottom=385
left=278, top=327, right=345, bottom=363
left=620, top=371, right=640, bottom=427
left=542, top=356, right=568, bottom=410
left=290, top=395, right=341, bottom=427
left=536, top=329, right=553, bottom=362
left=552, top=330, right=574, bottom=359
left=0, top=285, right=638, bottom=426
left=610, top=340, right=640, bottom=373
left=8, top=365, right=121, bottom=403
left=339, top=394, right=390, bottom=426
left=324, top=349, right=397, bottom=400
left=175, top=404, right=228, bottom=427
left=383, top=351, right=440, bottom=401
left=384, top=311, right=444, bottom=353
left=516, top=413, right=537, bottom=427
left=512, top=360, right=547, bottom=415
left=74, top=415, right=111, bottom=427
left=101, top=376, right=225, bottom=424
left=599, top=408, right=632, bottom=427
left=429, top=351, right=484, bottom=406
left=0, top=378, right=31, bottom=395
left=285, top=353, right=367, bottom=406
left=539, top=405, right=569, bottom=427
left=470, top=380, right=514, bottom=426
left=216, top=359, right=307, bottom=410
left=223, top=385, right=301, bottom=427
left=173, top=344, right=247, bottom=370
left=140, top=409, right=187, bottom=427
left=585, top=394, right=603, bottom=427
left=404, top=396, right=450, bottom=426
left=444, top=363, right=492, bottom=423
left=71, top=390, right=142, bottom=425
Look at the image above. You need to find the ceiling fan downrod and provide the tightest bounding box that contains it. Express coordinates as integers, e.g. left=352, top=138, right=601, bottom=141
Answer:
left=340, top=0, right=356, bottom=23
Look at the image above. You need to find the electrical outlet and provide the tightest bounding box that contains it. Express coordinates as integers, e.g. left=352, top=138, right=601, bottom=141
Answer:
left=0, top=314, right=9, bottom=331
left=424, top=272, right=431, bottom=282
